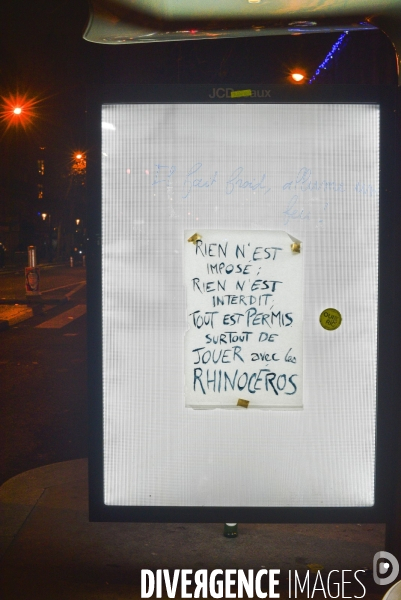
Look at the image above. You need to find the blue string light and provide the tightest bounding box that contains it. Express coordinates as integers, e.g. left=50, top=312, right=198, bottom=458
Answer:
left=308, top=31, right=349, bottom=84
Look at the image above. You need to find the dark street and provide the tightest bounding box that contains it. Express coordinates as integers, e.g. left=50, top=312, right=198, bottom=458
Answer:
left=0, top=265, right=87, bottom=484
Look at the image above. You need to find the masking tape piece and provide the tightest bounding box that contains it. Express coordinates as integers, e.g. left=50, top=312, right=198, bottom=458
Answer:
left=237, top=399, right=250, bottom=408
left=187, top=233, right=202, bottom=244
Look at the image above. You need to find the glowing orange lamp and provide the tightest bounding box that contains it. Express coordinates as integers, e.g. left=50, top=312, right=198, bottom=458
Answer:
left=0, top=92, right=40, bottom=131
left=290, top=71, right=306, bottom=83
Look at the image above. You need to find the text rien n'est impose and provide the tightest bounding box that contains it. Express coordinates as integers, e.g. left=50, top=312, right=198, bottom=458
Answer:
left=187, top=238, right=299, bottom=398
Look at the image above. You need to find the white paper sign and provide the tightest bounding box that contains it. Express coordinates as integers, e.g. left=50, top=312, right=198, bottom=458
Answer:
left=185, top=230, right=303, bottom=409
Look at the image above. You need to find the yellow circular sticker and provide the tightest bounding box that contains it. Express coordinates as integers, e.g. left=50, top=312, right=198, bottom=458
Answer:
left=319, top=308, right=342, bottom=331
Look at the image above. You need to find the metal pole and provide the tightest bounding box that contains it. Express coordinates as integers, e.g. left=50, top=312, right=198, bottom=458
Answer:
left=25, top=246, right=41, bottom=297
left=28, top=245, right=37, bottom=268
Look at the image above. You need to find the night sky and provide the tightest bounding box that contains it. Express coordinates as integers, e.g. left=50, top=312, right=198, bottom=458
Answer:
left=1, top=0, right=398, bottom=235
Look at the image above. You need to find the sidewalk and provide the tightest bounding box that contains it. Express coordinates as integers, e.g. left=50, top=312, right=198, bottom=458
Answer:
left=0, top=296, right=70, bottom=332
left=0, top=459, right=394, bottom=600
left=0, top=304, right=38, bottom=331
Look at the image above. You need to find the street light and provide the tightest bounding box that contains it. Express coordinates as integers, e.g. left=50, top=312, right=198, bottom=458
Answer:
left=289, top=70, right=306, bottom=83
left=0, top=92, right=41, bottom=131
left=72, top=151, right=87, bottom=175
left=291, top=73, right=305, bottom=82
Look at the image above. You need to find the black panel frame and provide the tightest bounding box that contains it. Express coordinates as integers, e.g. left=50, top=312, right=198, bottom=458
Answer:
left=86, top=84, right=399, bottom=523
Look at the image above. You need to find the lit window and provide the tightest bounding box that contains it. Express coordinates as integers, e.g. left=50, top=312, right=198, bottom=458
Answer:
left=38, top=183, right=44, bottom=199
left=37, top=160, right=45, bottom=175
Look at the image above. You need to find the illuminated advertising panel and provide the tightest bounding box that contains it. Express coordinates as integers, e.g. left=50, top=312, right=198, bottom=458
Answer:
left=87, top=85, right=398, bottom=521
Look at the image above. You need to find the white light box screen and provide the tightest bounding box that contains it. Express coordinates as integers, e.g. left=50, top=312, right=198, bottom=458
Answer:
left=102, top=102, right=379, bottom=507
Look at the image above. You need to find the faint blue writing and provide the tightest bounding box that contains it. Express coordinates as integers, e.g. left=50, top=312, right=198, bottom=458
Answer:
left=152, top=164, right=176, bottom=186
left=283, top=195, right=310, bottom=225
left=283, top=167, right=344, bottom=193
left=225, top=167, right=271, bottom=195
left=355, top=182, right=378, bottom=197
left=182, top=163, right=218, bottom=199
